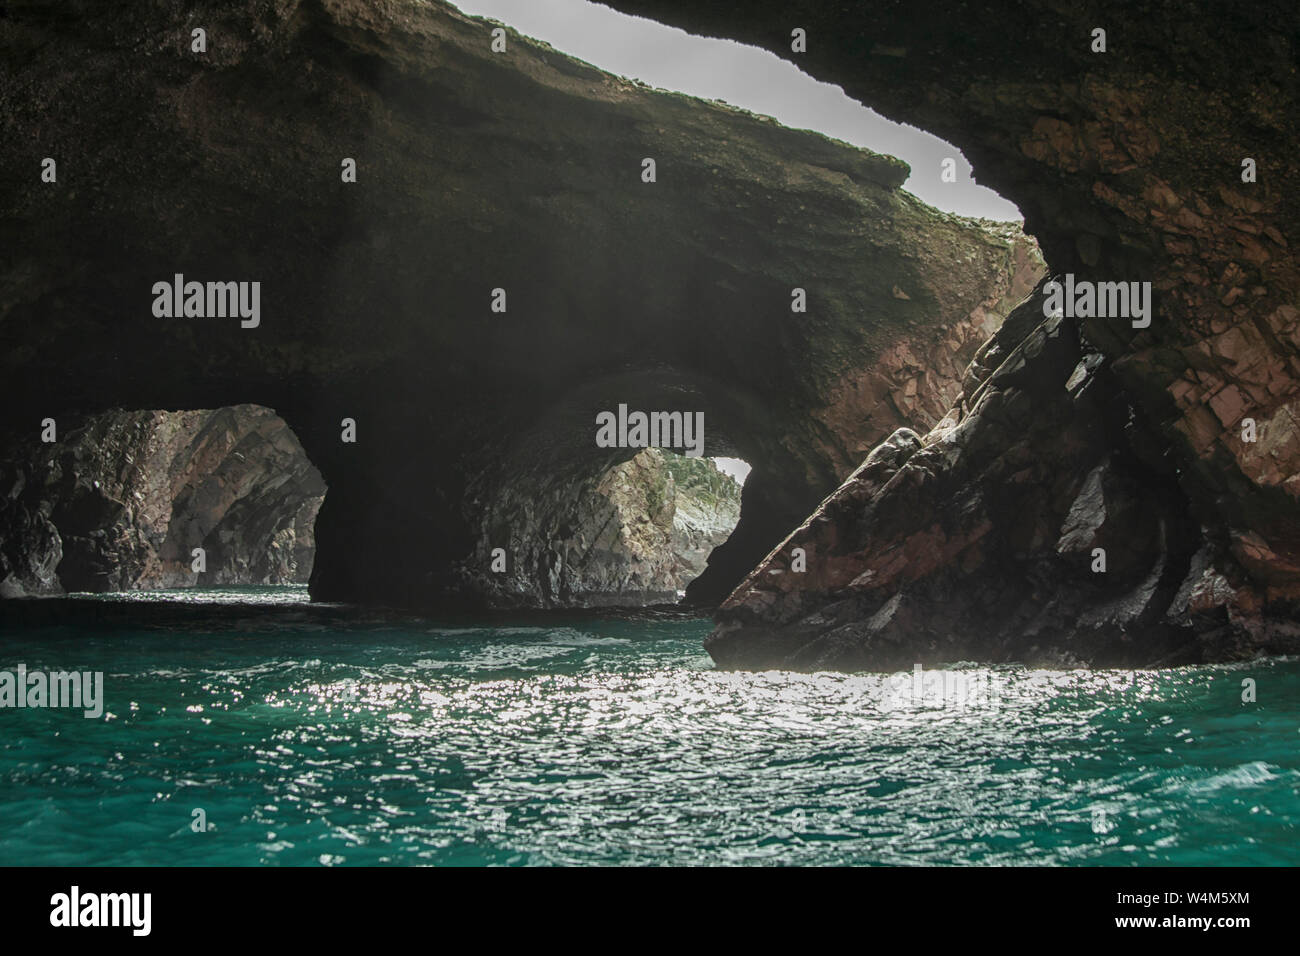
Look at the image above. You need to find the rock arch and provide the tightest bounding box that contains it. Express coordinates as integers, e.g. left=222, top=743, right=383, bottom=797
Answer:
left=0, top=0, right=1040, bottom=611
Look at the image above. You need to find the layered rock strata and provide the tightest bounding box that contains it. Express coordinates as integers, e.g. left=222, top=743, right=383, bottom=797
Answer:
left=711, top=283, right=1300, bottom=669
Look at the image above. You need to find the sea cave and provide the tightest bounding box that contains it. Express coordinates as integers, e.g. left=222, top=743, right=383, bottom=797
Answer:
left=0, top=0, right=1296, bottom=876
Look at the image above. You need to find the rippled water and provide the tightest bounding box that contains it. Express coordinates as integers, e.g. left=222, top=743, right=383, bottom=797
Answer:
left=1, top=590, right=1296, bottom=866
left=67, top=585, right=314, bottom=605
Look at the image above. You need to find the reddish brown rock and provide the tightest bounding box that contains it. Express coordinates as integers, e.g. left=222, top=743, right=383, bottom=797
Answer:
left=711, top=286, right=1300, bottom=670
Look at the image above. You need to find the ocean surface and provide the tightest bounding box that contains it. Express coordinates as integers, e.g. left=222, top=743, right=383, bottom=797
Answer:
left=0, top=586, right=1296, bottom=866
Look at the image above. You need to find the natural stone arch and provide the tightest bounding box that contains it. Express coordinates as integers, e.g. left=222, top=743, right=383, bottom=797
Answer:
left=0, top=0, right=1039, bottom=611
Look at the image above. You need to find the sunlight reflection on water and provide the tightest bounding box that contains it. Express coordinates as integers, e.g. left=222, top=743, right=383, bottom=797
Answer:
left=1, top=597, right=1295, bottom=866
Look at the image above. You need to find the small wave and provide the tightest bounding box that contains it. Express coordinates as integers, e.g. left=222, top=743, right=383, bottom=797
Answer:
left=1181, top=761, right=1283, bottom=794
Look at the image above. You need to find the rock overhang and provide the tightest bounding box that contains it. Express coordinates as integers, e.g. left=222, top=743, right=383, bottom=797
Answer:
left=0, top=0, right=1042, bottom=609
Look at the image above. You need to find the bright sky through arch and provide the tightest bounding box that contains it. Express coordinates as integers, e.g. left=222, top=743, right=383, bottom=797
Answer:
left=711, top=457, right=751, bottom=486
left=450, top=0, right=1023, bottom=221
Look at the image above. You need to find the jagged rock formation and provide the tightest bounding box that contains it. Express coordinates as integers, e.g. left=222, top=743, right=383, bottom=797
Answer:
left=0, top=0, right=1041, bottom=610
left=596, top=1, right=1300, bottom=666
left=466, top=449, right=740, bottom=606
left=711, top=285, right=1297, bottom=669
left=0, top=406, right=324, bottom=596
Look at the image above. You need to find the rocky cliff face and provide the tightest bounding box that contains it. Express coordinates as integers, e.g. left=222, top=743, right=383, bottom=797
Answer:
left=711, top=284, right=1299, bottom=669
left=0, top=406, right=324, bottom=596
left=0, top=0, right=1041, bottom=610
left=597, top=1, right=1300, bottom=667
left=465, top=449, right=740, bottom=606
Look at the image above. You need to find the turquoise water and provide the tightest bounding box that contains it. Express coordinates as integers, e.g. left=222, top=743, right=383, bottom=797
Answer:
left=1, top=588, right=1297, bottom=866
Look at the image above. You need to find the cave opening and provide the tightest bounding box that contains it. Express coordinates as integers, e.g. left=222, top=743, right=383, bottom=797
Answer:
left=673, top=454, right=749, bottom=598
left=419, top=0, right=1042, bottom=613
left=0, top=0, right=1048, bottom=619
left=467, top=443, right=751, bottom=609
left=0, top=404, right=326, bottom=599
left=450, top=0, right=1022, bottom=220
left=614, top=449, right=749, bottom=602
